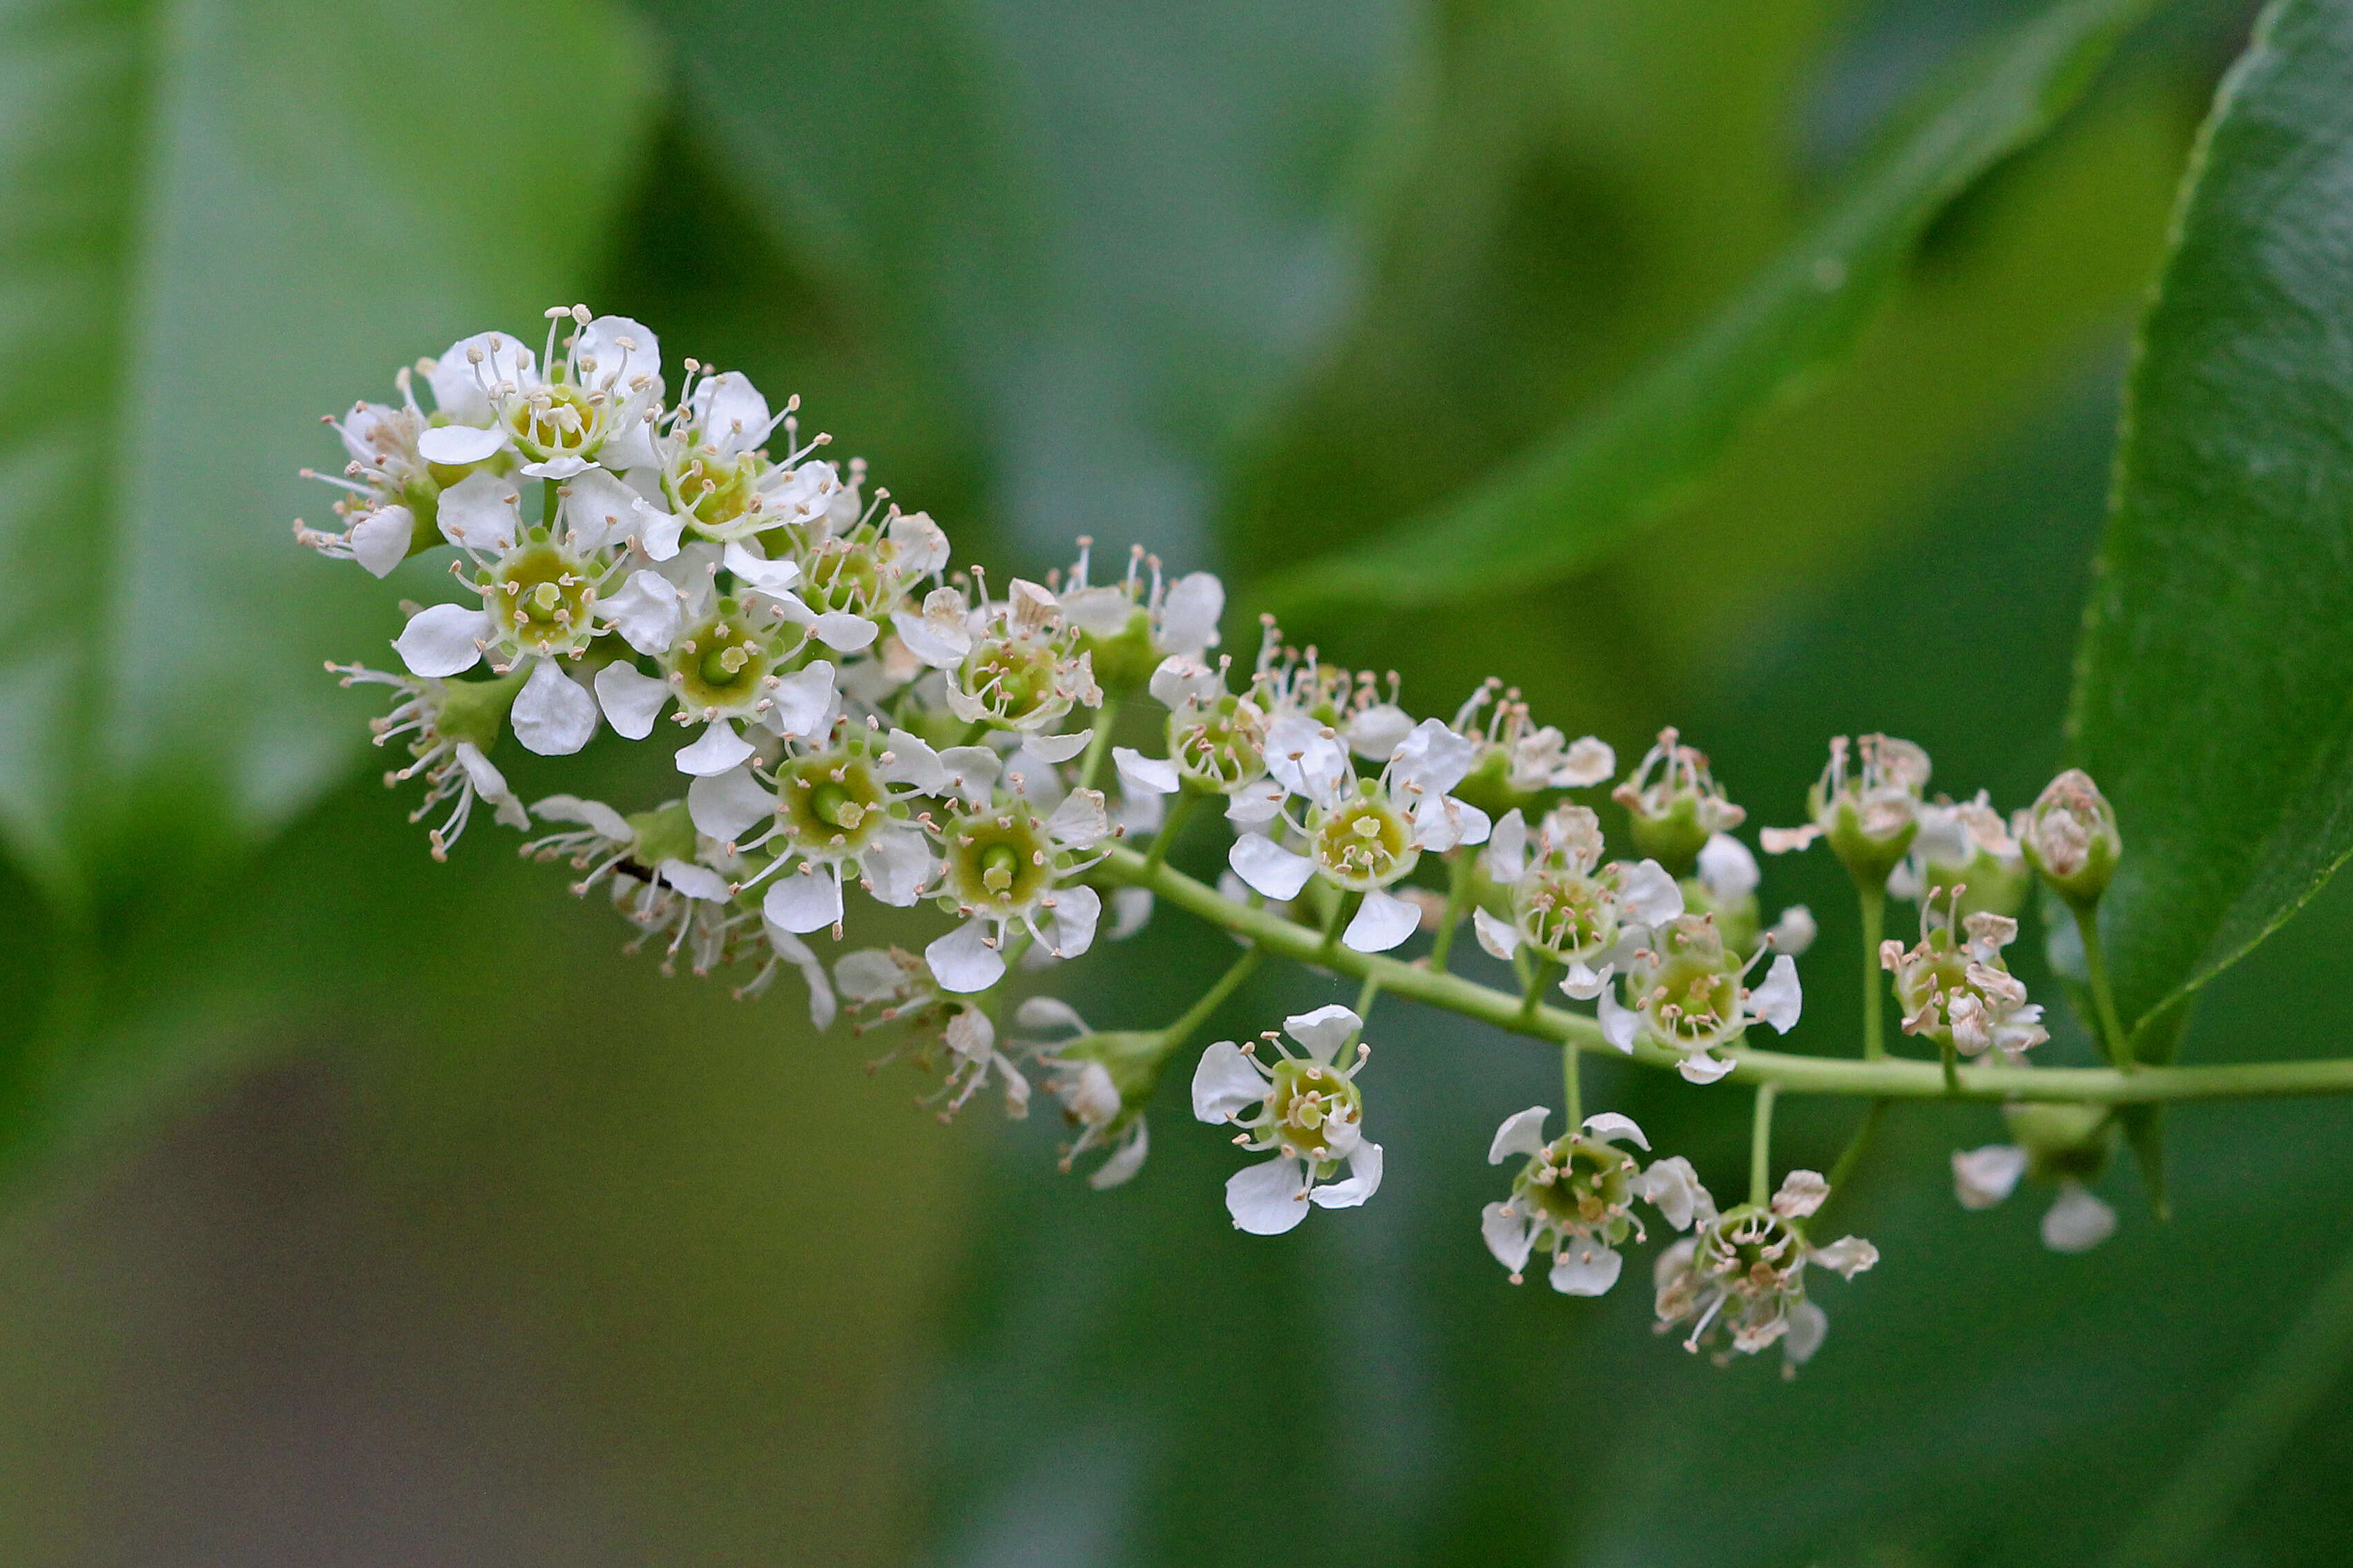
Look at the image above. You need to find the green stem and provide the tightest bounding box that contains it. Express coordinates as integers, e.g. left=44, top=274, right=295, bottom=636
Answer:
left=1346, top=971, right=1382, bottom=1051
left=1078, top=699, right=1120, bottom=793
left=1162, top=949, right=1262, bottom=1049
left=1562, top=1042, right=1582, bottom=1129
left=542, top=475, right=561, bottom=530
left=1141, top=790, right=1198, bottom=873
left=1859, top=881, right=1887, bottom=1062
left=1940, top=1035, right=1959, bottom=1093
left=1749, top=1082, right=1778, bottom=1208
left=1517, top=954, right=1553, bottom=1029
left=1095, top=844, right=2353, bottom=1107
left=2076, top=903, right=2136, bottom=1072
left=2102, top=1233, right=2353, bottom=1568
left=1812, top=1098, right=1888, bottom=1232
left=1319, top=889, right=1356, bottom=963
left=1428, top=852, right=1475, bottom=973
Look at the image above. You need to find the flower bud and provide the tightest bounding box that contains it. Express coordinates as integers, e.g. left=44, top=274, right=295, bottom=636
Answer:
left=2017, top=768, right=2121, bottom=909
left=2001, top=1101, right=2116, bottom=1185
left=1613, top=728, right=1745, bottom=875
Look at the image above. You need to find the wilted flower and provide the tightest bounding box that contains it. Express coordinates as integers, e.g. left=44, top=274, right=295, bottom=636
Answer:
left=1881, top=893, right=2049, bottom=1064
left=1650, top=1167, right=1877, bottom=1375
left=1951, top=1102, right=2119, bottom=1252
left=1763, top=734, right=1930, bottom=887
left=1613, top=728, right=1745, bottom=872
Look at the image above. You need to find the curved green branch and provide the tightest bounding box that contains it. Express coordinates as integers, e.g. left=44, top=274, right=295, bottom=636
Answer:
left=1099, top=845, right=2353, bottom=1107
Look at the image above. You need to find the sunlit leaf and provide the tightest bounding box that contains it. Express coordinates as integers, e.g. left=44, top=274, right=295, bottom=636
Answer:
left=1254, top=0, right=2158, bottom=614
left=2071, top=0, right=2353, bottom=1030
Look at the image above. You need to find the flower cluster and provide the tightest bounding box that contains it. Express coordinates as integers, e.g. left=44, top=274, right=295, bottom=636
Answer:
left=300, top=309, right=2128, bottom=1374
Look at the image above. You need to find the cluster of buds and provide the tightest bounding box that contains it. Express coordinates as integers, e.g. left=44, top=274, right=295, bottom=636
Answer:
left=300, top=309, right=2134, bottom=1374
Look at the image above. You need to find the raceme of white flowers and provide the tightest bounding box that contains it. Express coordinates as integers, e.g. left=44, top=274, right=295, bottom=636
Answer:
left=299, top=308, right=2133, bottom=1374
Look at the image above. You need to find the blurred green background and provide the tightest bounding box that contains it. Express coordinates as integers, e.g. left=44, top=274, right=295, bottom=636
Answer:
left=10, top=0, right=2350, bottom=1563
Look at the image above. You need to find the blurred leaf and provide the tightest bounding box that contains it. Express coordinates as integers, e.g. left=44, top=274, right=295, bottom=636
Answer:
left=0, top=0, right=657, bottom=906
left=1255, top=0, right=2158, bottom=616
left=644, top=0, right=1413, bottom=563
left=2071, top=0, right=2353, bottom=1031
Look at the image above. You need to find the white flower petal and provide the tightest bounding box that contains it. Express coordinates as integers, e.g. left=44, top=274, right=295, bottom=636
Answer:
left=1472, top=907, right=1521, bottom=960
left=1224, top=780, right=1285, bottom=826
left=1632, top=1156, right=1713, bottom=1232
left=1046, top=788, right=1110, bottom=850
left=1481, top=1202, right=1535, bottom=1276
left=1697, top=833, right=1760, bottom=900
left=722, top=541, right=801, bottom=593
left=1678, top=1051, right=1737, bottom=1085
left=1555, top=737, right=1615, bottom=788
left=427, top=330, right=532, bottom=423
left=1344, top=704, right=1413, bottom=762
left=593, top=661, right=671, bottom=739
left=813, top=612, right=878, bottom=652
left=1149, top=654, right=1223, bottom=710
left=1341, top=888, right=1419, bottom=954
left=1191, top=1041, right=1268, bottom=1122
left=877, top=729, right=946, bottom=792
left=1783, top=1299, right=1829, bottom=1367
left=2041, top=1182, right=2117, bottom=1253
left=1016, top=996, right=1089, bottom=1035
left=603, top=569, right=683, bottom=655
left=1772, top=1170, right=1830, bottom=1219
left=689, top=369, right=769, bottom=455
left=1811, top=1236, right=1880, bottom=1279
left=1768, top=904, right=1818, bottom=956
left=575, top=315, right=662, bottom=398
left=1952, top=1144, right=2028, bottom=1210
left=938, top=746, right=1002, bottom=804
left=1388, top=717, right=1478, bottom=796
left=434, top=470, right=522, bottom=552
left=1619, top=859, right=1685, bottom=927
left=763, top=865, right=845, bottom=933
left=1582, top=1112, right=1649, bottom=1151
left=1749, top=954, right=1803, bottom=1034
left=1023, top=730, right=1091, bottom=765
left=925, top=919, right=1004, bottom=994
left=675, top=722, right=756, bottom=776
left=1487, top=1105, right=1550, bottom=1165
left=1229, top=833, right=1316, bottom=902
left=859, top=828, right=933, bottom=907
left=453, top=742, right=524, bottom=830
left=1283, top=1004, right=1361, bottom=1063
left=658, top=858, right=731, bottom=902
left=1157, top=572, right=1224, bottom=656
left=1109, top=885, right=1153, bottom=939
left=1557, top=960, right=1614, bottom=1002
left=762, top=921, right=836, bottom=1029
left=1113, top=747, right=1180, bottom=795
left=1309, top=1141, right=1383, bottom=1208
left=1088, top=1121, right=1151, bottom=1190
left=557, top=467, right=643, bottom=552
left=417, top=422, right=507, bottom=465
left=1484, top=808, right=1527, bottom=884
left=768, top=661, right=836, bottom=738
left=531, top=793, right=632, bottom=842
left=636, top=504, right=686, bottom=561
left=510, top=659, right=597, bottom=756
left=686, top=764, right=774, bottom=843
left=1597, top=987, right=1640, bottom=1053
left=349, top=505, right=413, bottom=577
left=1548, top=1240, right=1622, bottom=1297
left=1037, top=884, right=1101, bottom=958
left=393, top=602, right=492, bottom=677
left=890, top=608, right=968, bottom=669
left=1226, top=1156, right=1312, bottom=1235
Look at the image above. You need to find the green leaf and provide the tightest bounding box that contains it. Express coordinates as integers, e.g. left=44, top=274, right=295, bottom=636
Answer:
left=644, top=0, right=1412, bottom=563
left=2071, top=0, right=2353, bottom=1032
left=1254, top=0, right=2159, bottom=615
left=0, top=0, right=657, bottom=907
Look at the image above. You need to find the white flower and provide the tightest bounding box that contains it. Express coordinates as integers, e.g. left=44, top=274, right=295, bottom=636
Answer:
left=1597, top=913, right=1802, bottom=1082
left=1881, top=897, right=2049, bottom=1063
left=1015, top=998, right=1155, bottom=1190
left=1950, top=1143, right=2117, bottom=1253
left=1612, top=727, right=1746, bottom=864
left=1191, top=1005, right=1381, bottom=1234
left=1651, top=1168, right=1876, bottom=1375
left=1227, top=715, right=1491, bottom=954
left=1056, top=539, right=1226, bottom=661
left=1763, top=734, right=1930, bottom=871
left=1450, top=680, right=1614, bottom=794
left=921, top=787, right=1115, bottom=992
left=417, top=309, right=665, bottom=478
left=1476, top=804, right=1680, bottom=999
left=1480, top=1106, right=1655, bottom=1295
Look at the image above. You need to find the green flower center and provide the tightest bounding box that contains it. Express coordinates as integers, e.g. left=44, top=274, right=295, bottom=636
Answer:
left=1309, top=789, right=1415, bottom=890
left=1265, top=1057, right=1361, bottom=1160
